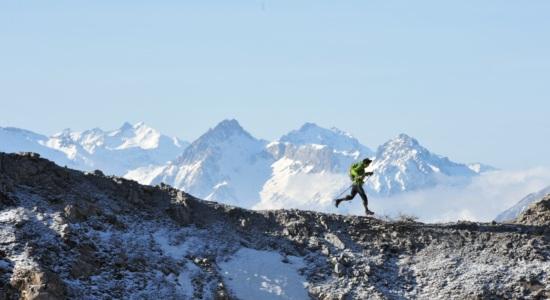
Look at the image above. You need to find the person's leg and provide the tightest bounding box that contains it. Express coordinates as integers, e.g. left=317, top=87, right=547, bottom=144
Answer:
left=335, top=185, right=358, bottom=207
left=357, top=185, right=374, bottom=214
left=357, top=185, right=368, bottom=206
left=344, top=185, right=359, bottom=201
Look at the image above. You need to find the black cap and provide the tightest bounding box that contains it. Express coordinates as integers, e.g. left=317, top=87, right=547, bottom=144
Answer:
left=363, top=158, right=372, bottom=164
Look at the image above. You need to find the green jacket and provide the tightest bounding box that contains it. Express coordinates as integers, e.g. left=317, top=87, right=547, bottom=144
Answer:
left=349, top=161, right=369, bottom=185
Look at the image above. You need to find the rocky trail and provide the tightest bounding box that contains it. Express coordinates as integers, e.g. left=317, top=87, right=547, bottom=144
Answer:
left=0, top=152, right=549, bottom=299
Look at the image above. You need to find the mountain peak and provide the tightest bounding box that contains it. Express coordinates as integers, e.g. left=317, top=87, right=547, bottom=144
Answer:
left=119, top=122, right=134, bottom=131
left=395, top=133, right=418, bottom=144
left=299, top=122, right=321, bottom=131
left=115, top=122, right=156, bottom=137
left=205, top=119, right=252, bottom=140
left=376, top=134, right=432, bottom=163
left=54, top=128, right=73, bottom=137
left=380, top=133, right=421, bottom=151
left=280, top=123, right=373, bottom=156
left=133, top=121, right=147, bottom=128
left=297, top=122, right=354, bottom=138
left=182, top=119, right=259, bottom=153
left=214, top=119, right=243, bottom=131
left=371, top=133, right=476, bottom=195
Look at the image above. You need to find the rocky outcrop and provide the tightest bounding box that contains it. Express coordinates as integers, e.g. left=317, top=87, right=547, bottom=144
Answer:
left=496, top=186, right=550, bottom=222
left=10, top=269, right=66, bottom=300
left=515, top=194, right=550, bottom=226
left=0, top=152, right=549, bottom=299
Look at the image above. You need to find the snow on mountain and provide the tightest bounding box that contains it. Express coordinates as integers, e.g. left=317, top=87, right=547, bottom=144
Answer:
left=127, top=119, right=274, bottom=208
left=495, top=185, right=550, bottom=222
left=256, top=132, right=479, bottom=210
left=280, top=122, right=373, bottom=157
left=254, top=123, right=377, bottom=211
left=255, top=142, right=351, bottom=211
left=0, top=127, right=75, bottom=168
left=274, top=126, right=479, bottom=198
left=0, top=127, right=46, bottom=152
left=45, top=122, right=188, bottom=175
left=367, top=134, right=477, bottom=196
left=0, top=123, right=188, bottom=176
left=467, top=162, right=497, bottom=174
left=2, top=121, right=487, bottom=212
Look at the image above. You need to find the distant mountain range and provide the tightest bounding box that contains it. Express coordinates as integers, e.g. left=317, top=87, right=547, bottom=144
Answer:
left=0, top=120, right=491, bottom=209
left=1, top=122, right=187, bottom=176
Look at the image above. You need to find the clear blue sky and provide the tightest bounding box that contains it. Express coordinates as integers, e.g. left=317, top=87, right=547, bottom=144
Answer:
left=1, top=1, right=549, bottom=169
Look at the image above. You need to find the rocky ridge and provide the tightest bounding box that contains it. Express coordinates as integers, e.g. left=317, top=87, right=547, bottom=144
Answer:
left=496, top=186, right=550, bottom=222
left=0, top=152, right=549, bottom=299
left=514, top=194, right=550, bottom=226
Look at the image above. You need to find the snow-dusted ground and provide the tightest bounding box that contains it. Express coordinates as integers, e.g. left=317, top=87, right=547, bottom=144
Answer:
left=219, top=248, right=309, bottom=300
left=1, top=152, right=549, bottom=299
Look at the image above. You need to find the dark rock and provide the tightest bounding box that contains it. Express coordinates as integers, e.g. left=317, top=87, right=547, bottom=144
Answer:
left=166, top=192, right=191, bottom=226
left=17, top=152, right=40, bottom=159
left=64, top=202, right=101, bottom=223
left=0, top=192, right=15, bottom=207
left=92, top=170, right=104, bottom=177
left=69, top=259, right=96, bottom=279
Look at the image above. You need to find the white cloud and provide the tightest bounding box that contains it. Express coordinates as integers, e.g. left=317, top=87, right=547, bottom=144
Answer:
left=340, top=167, right=550, bottom=223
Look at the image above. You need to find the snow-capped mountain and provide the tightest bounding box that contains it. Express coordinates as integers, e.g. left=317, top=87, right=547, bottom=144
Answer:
left=255, top=132, right=480, bottom=211
left=495, top=185, right=550, bottom=222
left=0, top=127, right=76, bottom=168
left=46, top=122, right=188, bottom=175
left=126, top=122, right=486, bottom=210
left=255, top=142, right=353, bottom=210
left=367, top=134, right=477, bottom=195
left=128, top=121, right=376, bottom=210
left=254, top=123, right=374, bottom=210
left=0, top=123, right=188, bottom=176
left=126, top=120, right=274, bottom=208
left=280, top=122, right=373, bottom=157
left=2, top=120, right=489, bottom=212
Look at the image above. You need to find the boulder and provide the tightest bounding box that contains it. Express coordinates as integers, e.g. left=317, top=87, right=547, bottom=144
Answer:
left=0, top=192, right=15, bottom=207
left=166, top=191, right=191, bottom=226
left=10, top=268, right=66, bottom=300
left=64, top=202, right=100, bottom=223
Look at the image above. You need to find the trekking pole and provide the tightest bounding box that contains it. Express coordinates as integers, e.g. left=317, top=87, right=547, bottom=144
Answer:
left=334, top=185, right=353, bottom=200
left=363, top=173, right=373, bottom=183
left=334, top=174, right=373, bottom=200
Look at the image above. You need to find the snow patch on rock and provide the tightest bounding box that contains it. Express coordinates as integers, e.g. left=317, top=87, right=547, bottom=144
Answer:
left=219, top=248, right=309, bottom=300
